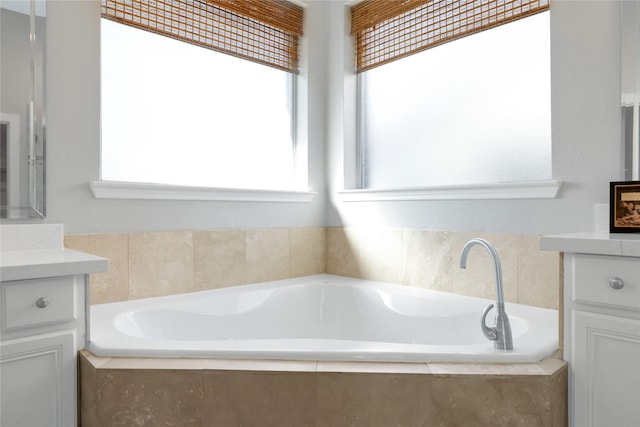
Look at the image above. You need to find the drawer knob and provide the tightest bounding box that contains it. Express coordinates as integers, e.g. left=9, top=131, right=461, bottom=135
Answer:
left=35, top=297, right=49, bottom=309
left=609, top=277, right=625, bottom=290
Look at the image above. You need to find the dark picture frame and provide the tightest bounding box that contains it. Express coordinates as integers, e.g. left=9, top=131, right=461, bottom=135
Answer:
left=610, top=181, right=640, bottom=233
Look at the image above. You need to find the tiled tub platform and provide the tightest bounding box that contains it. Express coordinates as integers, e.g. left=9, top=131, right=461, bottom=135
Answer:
left=79, top=350, right=567, bottom=427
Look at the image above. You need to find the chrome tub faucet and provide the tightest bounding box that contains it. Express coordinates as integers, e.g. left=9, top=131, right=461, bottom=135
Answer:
left=459, top=238, right=513, bottom=351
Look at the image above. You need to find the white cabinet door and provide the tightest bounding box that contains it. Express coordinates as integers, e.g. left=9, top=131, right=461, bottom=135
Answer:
left=572, top=311, right=640, bottom=427
left=0, top=330, right=76, bottom=427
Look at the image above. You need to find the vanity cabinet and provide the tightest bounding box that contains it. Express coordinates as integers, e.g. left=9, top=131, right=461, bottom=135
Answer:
left=0, top=224, right=108, bottom=427
left=541, top=234, right=640, bottom=427
left=0, top=275, right=86, bottom=427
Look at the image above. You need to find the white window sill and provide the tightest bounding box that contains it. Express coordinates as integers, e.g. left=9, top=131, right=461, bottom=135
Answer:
left=338, top=180, right=562, bottom=202
left=89, top=181, right=316, bottom=203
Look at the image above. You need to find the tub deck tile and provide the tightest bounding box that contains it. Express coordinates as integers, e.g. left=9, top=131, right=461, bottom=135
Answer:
left=96, top=369, right=204, bottom=427
left=316, top=372, right=436, bottom=427
left=203, top=370, right=316, bottom=427
left=203, top=358, right=318, bottom=372
left=316, top=360, right=432, bottom=374
left=100, top=356, right=210, bottom=371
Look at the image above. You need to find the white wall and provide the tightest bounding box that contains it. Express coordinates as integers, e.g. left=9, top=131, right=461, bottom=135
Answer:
left=18, top=0, right=625, bottom=235
left=41, top=0, right=327, bottom=234
left=327, top=0, right=624, bottom=235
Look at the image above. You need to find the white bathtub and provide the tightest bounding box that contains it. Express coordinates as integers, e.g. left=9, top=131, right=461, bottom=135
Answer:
left=88, top=274, right=558, bottom=363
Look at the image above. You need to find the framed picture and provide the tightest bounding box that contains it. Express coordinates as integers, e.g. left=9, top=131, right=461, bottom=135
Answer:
left=610, top=181, right=640, bottom=233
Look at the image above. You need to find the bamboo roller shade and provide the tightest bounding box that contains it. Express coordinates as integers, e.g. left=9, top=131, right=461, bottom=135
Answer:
left=101, top=0, right=304, bottom=73
left=351, top=0, right=550, bottom=73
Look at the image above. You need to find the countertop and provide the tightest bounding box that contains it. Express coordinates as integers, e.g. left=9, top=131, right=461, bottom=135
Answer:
left=1, top=248, right=108, bottom=282
left=1, top=224, right=108, bottom=281
left=540, top=232, right=640, bottom=257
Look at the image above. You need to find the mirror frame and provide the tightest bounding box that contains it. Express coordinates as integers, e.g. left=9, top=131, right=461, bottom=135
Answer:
left=622, top=0, right=640, bottom=181
left=0, top=0, right=46, bottom=219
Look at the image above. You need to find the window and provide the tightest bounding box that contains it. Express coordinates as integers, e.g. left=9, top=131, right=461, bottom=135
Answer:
left=352, top=0, right=552, bottom=190
left=100, top=0, right=304, bottom=191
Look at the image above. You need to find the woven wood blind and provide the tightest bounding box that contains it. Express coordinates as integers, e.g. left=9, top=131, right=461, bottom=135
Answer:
left=101, top=0, right=304, bottom=73
left=351, top=0, right=550, bottom=72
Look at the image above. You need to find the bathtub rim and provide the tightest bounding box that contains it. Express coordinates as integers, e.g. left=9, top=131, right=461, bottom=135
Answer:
left=88, top=274, right=559, bottom=363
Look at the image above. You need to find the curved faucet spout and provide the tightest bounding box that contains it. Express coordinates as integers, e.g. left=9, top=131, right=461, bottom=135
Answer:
left=460, top=238, right=505, bottom=308
left=459, top=238, right=513, bottom=351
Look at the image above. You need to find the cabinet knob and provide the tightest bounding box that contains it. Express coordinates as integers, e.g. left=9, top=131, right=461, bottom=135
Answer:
left=35, top=297, right=49, bottom=309
left=609, top=277, right=625, bottom=290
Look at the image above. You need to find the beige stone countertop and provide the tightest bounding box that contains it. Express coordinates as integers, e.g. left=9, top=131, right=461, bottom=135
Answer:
left=80, top=349, right=566, bottom=376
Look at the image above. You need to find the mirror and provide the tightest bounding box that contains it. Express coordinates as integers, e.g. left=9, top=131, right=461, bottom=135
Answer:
left=622, top=0, right=640, bottom=181
left=0, top=0, right=46, bottom=218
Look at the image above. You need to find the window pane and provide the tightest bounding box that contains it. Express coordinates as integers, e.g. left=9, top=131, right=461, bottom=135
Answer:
left=101, top=19, right=295, bottom=190
left=361, top=12, right=551, bottom=189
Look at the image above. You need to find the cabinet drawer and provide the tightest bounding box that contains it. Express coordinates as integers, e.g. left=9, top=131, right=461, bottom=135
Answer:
left=1, top=277, right=77, bottom=330
left=573, top=254, right=640, bottom=311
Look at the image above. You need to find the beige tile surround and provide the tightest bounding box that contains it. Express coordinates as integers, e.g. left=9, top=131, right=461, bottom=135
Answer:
left=326, top=228, right=561, bottom=309
left=65, top=227, right=326, bottom=304
left=72, top=229, right=566, bottom=427
left=66, top=227, right=561, bottom=309
left=80, top=350, right=567, bottom=427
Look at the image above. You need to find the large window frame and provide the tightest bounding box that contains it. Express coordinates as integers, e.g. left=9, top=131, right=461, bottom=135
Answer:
left=92, top=0, right=314, bottom=203
left=341, top=0, right=561, bottom=201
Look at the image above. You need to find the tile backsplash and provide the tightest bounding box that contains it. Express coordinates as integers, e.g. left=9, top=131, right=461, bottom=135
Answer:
left=65, top=227, right=560, bottom=309
left=326, top=228, right=561, bottom=309
left=65, top=227, right=325, bottom=304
